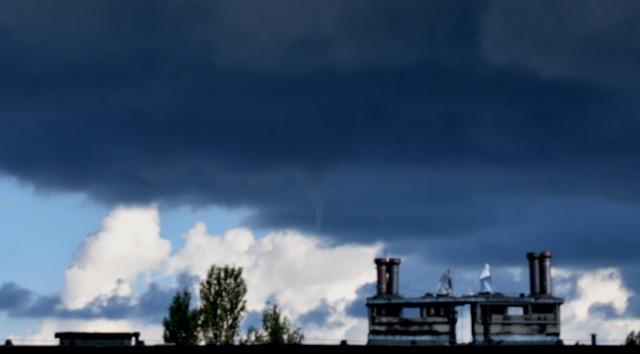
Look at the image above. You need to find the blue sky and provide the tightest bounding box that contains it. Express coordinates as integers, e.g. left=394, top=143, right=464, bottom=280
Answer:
left=0, top=177, right=257, bottom=293
left=3, top=0, right=640, bottom=346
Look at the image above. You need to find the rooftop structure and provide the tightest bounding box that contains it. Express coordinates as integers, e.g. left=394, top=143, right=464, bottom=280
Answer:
left=366, top=252, right=564, bottom=346
left=54, top=332, right=142, bottom=347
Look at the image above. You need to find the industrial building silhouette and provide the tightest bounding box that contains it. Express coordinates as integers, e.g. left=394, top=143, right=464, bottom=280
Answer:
left=366, top=252, right=563, bottom=345
left=5, top=251, right=638, bottom=352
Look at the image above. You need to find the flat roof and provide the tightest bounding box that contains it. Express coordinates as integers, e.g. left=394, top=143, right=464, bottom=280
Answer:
left=54, top=332, right=140, bottom=339
left=366, top=293, right=564, bottom=306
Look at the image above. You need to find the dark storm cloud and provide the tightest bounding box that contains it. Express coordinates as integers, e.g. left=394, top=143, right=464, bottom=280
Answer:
left=0, top=282, right=33, bottom=310
left=589, top=304, right=621, bottom=319
left=2, top=0, right=640, bottom=272
left=297, top=300, right=343, bottom=330
left=11, top=294, right=62, bottom=318
left=344, top=283, right=375, bottom=319
left=482, top=0, right=640, bottom=90
left=621, top=266, right=640, bottom=318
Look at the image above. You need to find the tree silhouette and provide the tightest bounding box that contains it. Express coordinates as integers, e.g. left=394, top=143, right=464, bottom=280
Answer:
left=626, top=330, right=640, bottom=345
left=199, top=264, right=247, bottom=345
left=162, top=287, right=199, bottom=345
left=242, top=301, right=304, bottom=345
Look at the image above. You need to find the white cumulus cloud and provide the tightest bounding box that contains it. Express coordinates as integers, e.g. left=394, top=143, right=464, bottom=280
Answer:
left=556, top=267, right=640, bottom=345
left=166, top=223, right=384, bottom=342
left=62, top=205, right=171, bottom=309
left=26, top=206, right=384, bottom=345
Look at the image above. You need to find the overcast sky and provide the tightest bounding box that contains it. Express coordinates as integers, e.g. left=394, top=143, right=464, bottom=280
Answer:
left=2, top=0, right=640, bottom=346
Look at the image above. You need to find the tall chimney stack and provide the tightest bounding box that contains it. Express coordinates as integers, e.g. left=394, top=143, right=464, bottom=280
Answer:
left=538, top=251, right=553, bottom=295
left=387, top=258, right=401, bottom=296
left=527, top=252, right=540, bottom=296
left=374, top=258, right=388, bottom=296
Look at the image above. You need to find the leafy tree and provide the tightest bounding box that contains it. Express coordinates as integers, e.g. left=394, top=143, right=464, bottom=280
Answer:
left=199, top=264, right=247, bottom=345
left=242, top=301, right=304, bottom=345
left=626, top=330, right=640, bottom=345
left=162, top=287, right=200, bottom=346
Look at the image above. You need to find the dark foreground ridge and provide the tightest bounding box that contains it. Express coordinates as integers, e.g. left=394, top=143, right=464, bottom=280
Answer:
left=0, top=344, right=639, bottom=353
